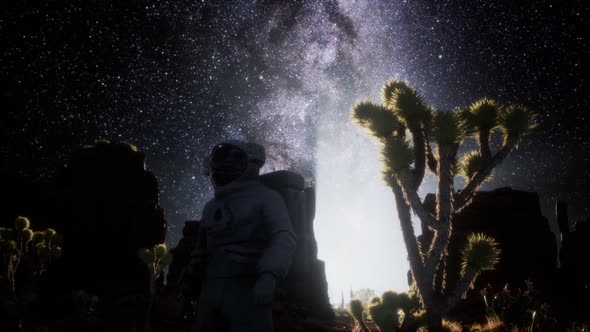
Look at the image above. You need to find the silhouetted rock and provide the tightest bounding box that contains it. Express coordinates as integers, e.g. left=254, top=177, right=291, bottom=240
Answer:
left=54, top=141, right=167, bottom=301
left=260, top=171, right=334, bottom=322
left=420, top=187, right=558, bottom=321
left=555, top=201, right=590, bottom=323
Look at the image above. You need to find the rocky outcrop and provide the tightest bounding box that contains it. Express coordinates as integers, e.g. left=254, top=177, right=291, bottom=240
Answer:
left=260, top=171, right=334, bottom=321
left=420, top=187, right=558, bottom=320
left=53, top=141, right=167, bottom=300
left=555, top=201, right=590, bottom=323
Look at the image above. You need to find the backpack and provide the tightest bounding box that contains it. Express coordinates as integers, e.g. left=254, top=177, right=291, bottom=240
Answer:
left=259, top=170, right=317, bottom=281
left=260, top=170, right=334, bottom=319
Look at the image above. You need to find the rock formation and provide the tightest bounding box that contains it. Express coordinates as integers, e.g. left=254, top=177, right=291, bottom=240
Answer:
left=52, top=141, right=167, bottom=300
left=260, top=171, right=333, bottom=321
left=555, top=200, right=590, bottom=323
left=420, top=187, right=558, bottom=320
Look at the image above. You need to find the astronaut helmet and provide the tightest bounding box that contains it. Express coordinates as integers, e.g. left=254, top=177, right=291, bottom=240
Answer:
left=206, top=140, right=265, bottom=187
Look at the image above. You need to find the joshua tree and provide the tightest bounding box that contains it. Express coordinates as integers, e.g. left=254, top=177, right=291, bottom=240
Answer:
left=369, top=290, right=422, bottom=332
left=0, top=216, right=62, bottom=329
left=139, top=243, right=173, bottom=332
left=0, top=216, right=62, bottom=292
left=351, top=79, right=536, bottom=331
left=349, top=299, right=370, bottom=332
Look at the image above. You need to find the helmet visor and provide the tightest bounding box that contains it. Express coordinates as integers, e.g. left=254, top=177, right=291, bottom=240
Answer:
left=208, top=144, right=248, bottom=186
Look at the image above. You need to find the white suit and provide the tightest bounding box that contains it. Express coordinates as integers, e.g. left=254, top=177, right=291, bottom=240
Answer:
left=183, top=141, right=296, bottom=332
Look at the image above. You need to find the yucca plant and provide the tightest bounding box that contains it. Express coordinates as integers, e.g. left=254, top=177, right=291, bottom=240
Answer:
left=465, top=98, right=500, bottom=163
left=0, top=217, right=62, bottom=330
left=442, top=319, right=463, bottom=332
left=351, top=79, right=536, bottom=331
left=458, top=150, right=485, bottom=181
left=0, top=217, right=62, bottom=293
left=368, top=290, right=423, bottom=332
left=139, top=243, right=173, bottom=332
left=349, top=299, right=370, bottom=332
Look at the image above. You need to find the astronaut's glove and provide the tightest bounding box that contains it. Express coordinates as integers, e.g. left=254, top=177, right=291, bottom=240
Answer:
left=253, top=273, right=276, bottom=305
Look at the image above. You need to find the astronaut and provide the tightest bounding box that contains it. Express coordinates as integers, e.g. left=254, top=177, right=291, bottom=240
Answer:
left=179, top=140, right=296, bottom=332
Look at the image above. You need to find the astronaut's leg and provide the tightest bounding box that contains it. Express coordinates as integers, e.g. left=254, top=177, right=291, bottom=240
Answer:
left=192, top=278, right=229, bottom=332
left=223, top=277, right=273, bottom=332
left=249, top=303, right=273, bottom=332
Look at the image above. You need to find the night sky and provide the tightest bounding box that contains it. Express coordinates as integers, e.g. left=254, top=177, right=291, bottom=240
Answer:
left=1, top=0, right=588, bottom=297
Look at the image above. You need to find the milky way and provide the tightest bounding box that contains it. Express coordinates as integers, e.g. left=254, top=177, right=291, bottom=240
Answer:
left=1, top=0, right=588, bottom=293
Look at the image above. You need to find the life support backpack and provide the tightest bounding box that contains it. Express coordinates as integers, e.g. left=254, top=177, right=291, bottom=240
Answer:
left=259, top=170, right=317, bottom=282
left=259, top=171, right=334, bottom=319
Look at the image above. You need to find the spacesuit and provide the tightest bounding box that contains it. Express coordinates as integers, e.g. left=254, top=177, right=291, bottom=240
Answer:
left=180, top=140, right=296, bottom=332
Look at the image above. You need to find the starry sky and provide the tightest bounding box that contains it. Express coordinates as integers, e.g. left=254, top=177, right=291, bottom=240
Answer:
left=1, top=0, right=588, bottom=302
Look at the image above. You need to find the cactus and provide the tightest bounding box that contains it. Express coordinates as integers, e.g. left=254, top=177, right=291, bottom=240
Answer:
left=351, top=79, right=535, bottom=331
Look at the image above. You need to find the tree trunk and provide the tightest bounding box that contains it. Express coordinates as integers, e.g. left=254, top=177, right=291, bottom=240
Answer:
left=145, top=268, right=156, bottom=332
left=434, top=251, right=447, bottom=295
left=447, top=267, right=479, bottom=310
left=427, top=311, right=444, bottom=332
left=391, top=182, right=437, bottom=310
left=425, top=140, right=438, bottom=175
left=354, top=314, right=371, bottom=332
left=391, top=184, right=425, bottom=279
left=478, top=128, right=492, bottom=163
left=409, top=122, right=427, bottom=190
left=359, top=319, right=371, bottom=332
left=424, top=145, right=456, bottom=282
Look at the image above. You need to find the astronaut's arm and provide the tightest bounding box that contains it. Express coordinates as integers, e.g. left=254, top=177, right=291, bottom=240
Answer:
left=178, top=223, right=208, bottom=298
left=256, top=191, right=296, bottom=280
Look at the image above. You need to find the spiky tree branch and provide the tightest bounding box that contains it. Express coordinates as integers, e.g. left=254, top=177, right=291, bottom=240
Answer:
left=424, top=144, right=457, bottom=282
left=455, top=136, right=517, bottom=212
left=445, top=266, right=479, bottom=310
left=350, top=299, right=371, bottom=332
left=426, top=140, right=438, bottom=175
left=434, top=251, right=447, bottom=296
left=446, top=233, right=500, bottom=310
left=383, top=80, right=430, bottom=190
left=390, top=182, right=435, bottom=307
left=391, top=182, right=425, bottom=273
left=478, top=128, right=492, bottom=163
left=399, top=171, right=437, bottom=231
left=468, top=98, right=499, bottom=164
left=409, top=122, right=427, bottom=189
